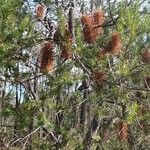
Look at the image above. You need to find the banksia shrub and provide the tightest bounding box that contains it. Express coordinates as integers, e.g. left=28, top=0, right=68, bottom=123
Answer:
left=36, top=4, right=45, bottom=20
left=105, top=32, right=122, bottom=55
left=142, top=50, right=150, bottom=63
left=40, top=41, right=54, bottom=72
left=117, top=120, right=128, bottom=141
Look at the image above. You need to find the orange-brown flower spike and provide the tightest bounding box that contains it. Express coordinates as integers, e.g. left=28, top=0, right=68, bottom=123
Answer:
left=93, top=10, right=105, bottom=26
left=105, top=32, right=122, bottom=55
left=81, top=10, right=105, bottom=44
left=36, top=4, right=45, bottom=20
left=81, top=15, right=96, bottom=43
left=117, top=120, right=128, bottom=141
left=83, top=27, right=96, bottom=43
left=40, top=41, right=54, bottom=73
left=81, top=15, right=94, bottom=27
left=142, top=50, right=150, bottom=63
left=93, top=10, right=105, bottom=39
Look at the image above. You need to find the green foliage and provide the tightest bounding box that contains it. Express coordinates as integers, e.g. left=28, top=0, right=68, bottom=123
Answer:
left=127, top=102, right=139, bottom=123
left=0, top=0, right=150, bottom=149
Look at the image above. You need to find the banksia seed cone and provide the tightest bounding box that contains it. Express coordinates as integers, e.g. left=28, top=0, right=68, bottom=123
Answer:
left=144, top=77, right=150, bottom=89
left=142, top=50, right=150, bottom=63
left=105, top=32, right=122, bottom=55
left=36, top=4, right=45, bottom=20
left=117, top=120, right=128, bottom=141
left=92, top=70, right=107, bottom=83
left=40, top=41, right=54, bottom=72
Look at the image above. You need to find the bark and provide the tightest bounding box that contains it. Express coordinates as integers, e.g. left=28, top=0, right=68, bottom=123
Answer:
left=83, top=114, right=99, bottom=150
left=80, top=89, right=87, bottom=131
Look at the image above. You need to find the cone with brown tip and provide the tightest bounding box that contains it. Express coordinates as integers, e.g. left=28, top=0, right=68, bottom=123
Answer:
left=117, top=120, right=128, bottom=141
left=93, top=10, right=105, bottom=26
left=105, top=32, right=122, bottom=55
left=81, top=10, right=105, bottom=44
left=81, top=15, right=96, bottom=43
left=40, top=41, right=54, bottom=73
left=93, top=10, right=105, bottom=38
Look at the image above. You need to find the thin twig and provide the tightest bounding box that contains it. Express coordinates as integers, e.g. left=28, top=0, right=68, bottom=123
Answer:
left=10, top=126, right=41, bottom=147
left=22, top=126, right=41, bottom=141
